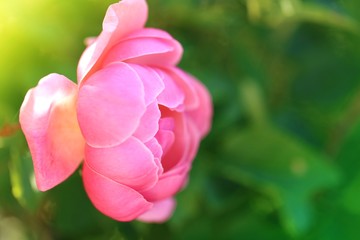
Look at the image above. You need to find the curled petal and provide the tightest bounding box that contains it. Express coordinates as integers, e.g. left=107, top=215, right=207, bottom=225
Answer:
left=19, top=74, right=84, bottom=191
left=158, top=110, right=188, bottom=172
left=128, top=64, right=164, bottom=106
left=77, top=62, right=146, bottom=148
left=141, top=171, right=187, bottom=202
left=155, top=117, right=175, bottom=157
left=137, top=198, right=176, bottom=223
left=102, top=28, right=183, bottom=67
left=144, top=138, right=164, bottom=176
left=85, top=137, right=159, bottom=191
left=133, top=101, right=161, bottom=142
left=165, top=68, right=199, bottom=110
left=156, top=69, right=184, bottom=110
left=185, top=75, right=213, bottom=137
left=78, top=0, right=148, bottom=83
left=83, top=161, right=152, bottom=222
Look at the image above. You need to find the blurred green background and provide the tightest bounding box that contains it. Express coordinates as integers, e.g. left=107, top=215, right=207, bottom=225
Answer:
left=1, top=0, right=360, bottom=239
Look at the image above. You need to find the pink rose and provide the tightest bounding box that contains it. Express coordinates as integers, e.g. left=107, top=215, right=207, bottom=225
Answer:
left=19, top=0, right=212, bottom=222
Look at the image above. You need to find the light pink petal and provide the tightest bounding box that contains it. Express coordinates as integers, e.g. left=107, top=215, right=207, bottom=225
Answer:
left=133, top=101, right=161, bottom=142
left=122, top=28, right=178, bottom=42
left=186, top=75, right=213, bottom=137
left=102, top=30, right=182, bottom=67
left=85, top=137, right=158, bottom=191
left=19, top=74, right=84, bottom=191
left=155, top=117, right=175, bottom=156
left=77, top=0, right=148, bottom=83
left=144, top=138, right=164, bottom=176
left=165, top=68, right=199, bottom=110
left=128, top=64, right=164, bottom=106
left=141, top=172, right=187, bottom=202
left=137, top=198, right=176, bottom=223
left=156, top=69, right=184, bottom=110
left=77, top=62, right=146, bottom=148
left=83, top=161, right=152, bottom=221
left=145, top=138, right=163, bottom=160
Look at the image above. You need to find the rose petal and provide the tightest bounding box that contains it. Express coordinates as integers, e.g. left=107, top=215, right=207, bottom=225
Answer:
left=186, top=75, right=213, bottom=137
left=78, top=0, right=148, bottom=83
left=83, top=161, right=152, bottom=221
left=155, top=116, right=175, bottom=156
left=137, top=198, right=176, bottom=223
left=141, top=172, right=187, bottom=202
left=85, top=137, right=159, bottom=191
left=156, top=69, right=184, bottom=110
left=133, top=101, right=161, bottom=142
left=19, top=74, right=84, bottom=191
left=122, top=28, right=179, bottom=43
left=77, top=62, right=146, bottom=148
left=144, top=138, right=164, bottom=176
left=158, top=110, right=188, bottom=172
left=102, top=29, right=182, bottom=67
left=165, top=68, right=199, bottom=110
left=128, top=64, right=164, bottom=106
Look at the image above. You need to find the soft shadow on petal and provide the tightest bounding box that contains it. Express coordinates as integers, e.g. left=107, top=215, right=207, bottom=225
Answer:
left=185, top=75, right=213, bottom=137
left=140, top=171, right=186, bottom=202
left=165, top=68, right=199, bottom=110
left=137, top=198, right=176, bottom=223
left=77, top=62, right=146, bottom=148
left=19, top=74, right=84, bottom=191
left=78, top=0, right=148, bottom=83
left=85, top=137, right=159, bottom=191
left=155, top=69, right=184, bottom=111
left=133, top=101, right=161, bottom=143
left=144, top=138, right=164, bottom=176
left=128, top=64, right=164, bottom=106
left=83, top=161, right=152, bottom=222
left=102, top=29, right=183, bottom=67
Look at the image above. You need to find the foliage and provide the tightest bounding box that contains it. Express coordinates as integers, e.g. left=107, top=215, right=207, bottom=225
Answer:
left=1, top=0, right=360, bottom=239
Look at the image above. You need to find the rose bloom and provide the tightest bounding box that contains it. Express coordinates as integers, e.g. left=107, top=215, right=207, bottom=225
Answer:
left=20, top=0, right=212, bottom=222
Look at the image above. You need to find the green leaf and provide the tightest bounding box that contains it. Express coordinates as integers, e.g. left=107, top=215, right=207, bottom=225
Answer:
left=220, top=124, right=340, bottom=236
left=8, top=151, right=42, bottom=212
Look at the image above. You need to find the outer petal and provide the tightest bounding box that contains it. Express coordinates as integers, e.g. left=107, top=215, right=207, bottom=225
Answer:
left=140, top=171, right=187, bottom=202
left=77, top=0, right=148, bottom=83
left=85, top=137, right=159, bottom=191
left=185, top=75, right=213, bottom=137
left=165, top=68, right=199, bottom=110
left=137, top=198, right=176, bottom=223
left=19, top=74, right=84, bottom=191
left=77, top=62, right=146, bottom=148
left=102, top=28, right=183, bottom=67
left=156, top=69, right=184, bottom=110
left=83, top=161, right=152, bottom=222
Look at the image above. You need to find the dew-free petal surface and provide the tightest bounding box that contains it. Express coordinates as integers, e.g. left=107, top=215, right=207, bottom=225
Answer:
left=85, top=137, right=159, bottom=191
left=83, top=161, right=152, bottom=221
left=186, top=75, right=213, bottom=137
left=133, top=101, right=161, bottom=142
left=156, top=69, right=184, bottom=110
left=137, top=198, right=176, bottom=223
left=19, top=74, right=85, bottom=191
left=128, top=64, right=164, bottom=106
left=77, top=63, right=146, bottom=148
left=141, top=172, right=186, bottom=202
left=102, top=33, right=182, bottom=67
left=78, top=0, right=148, bottom=83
